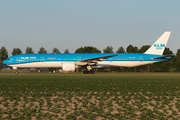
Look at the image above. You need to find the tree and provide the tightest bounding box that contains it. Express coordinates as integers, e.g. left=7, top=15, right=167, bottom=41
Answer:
left=25, top=47, right=34, bottom=54
left=75, top=47, right=84, bottom=53
left=134, top=46, right=138, bottom=53
left=91, top=47, right=101, bottom=53
left=0, top=46, right=8, bottom=63
left=52, top=47, right=60, bottom=53
left=126, top=45, right=133, bottom=53
left=38, top=47, right=47, bottom=53
left=163, top=47, right=173, bottom=55
left=64, top=49, right=69, bottom=53
left=151, top=47, right=174, bottom=72
left=157, top=47, right=174, bottom=71
left=176, top=49, right=180, bottom=60
left=138, top=45, right=150, bottom=53
left=12, top=48, right=22, bottom=55
left=75, top=46, right=101, bottom=53
left=175, top=49, right=180, bottom=71
left=116, top=46, right=125, bottom=53
left=103, top=46, right=113, bottom=53
left=126, top=45, right=138, bottom=53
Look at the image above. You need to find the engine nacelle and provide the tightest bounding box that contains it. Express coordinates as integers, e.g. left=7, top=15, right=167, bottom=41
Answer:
left=62, top=62, right=76, bottom=72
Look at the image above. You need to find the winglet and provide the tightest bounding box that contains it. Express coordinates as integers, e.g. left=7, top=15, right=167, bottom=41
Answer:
left=145, top=31, right=171, bottom=55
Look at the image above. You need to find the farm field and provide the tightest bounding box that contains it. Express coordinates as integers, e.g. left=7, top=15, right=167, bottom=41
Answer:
left=0, top=73, right=180, bottom=119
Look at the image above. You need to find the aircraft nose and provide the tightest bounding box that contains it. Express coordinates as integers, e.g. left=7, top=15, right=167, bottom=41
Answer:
left=3, top=60, right=8, bottom=65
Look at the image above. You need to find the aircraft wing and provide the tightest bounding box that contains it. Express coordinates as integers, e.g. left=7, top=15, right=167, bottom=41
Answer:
left=152, top=54, right=174, bottom=59
left=76, top=54, right=118, bottom=65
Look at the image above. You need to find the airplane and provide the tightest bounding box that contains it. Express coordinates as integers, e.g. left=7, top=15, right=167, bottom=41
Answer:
left=3, top=31, right=172, bottom=74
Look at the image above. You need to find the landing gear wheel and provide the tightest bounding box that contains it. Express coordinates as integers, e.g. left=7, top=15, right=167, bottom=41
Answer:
left=83, top=70, right=95, bottom=74
left=90, top=70, right=95, bottom=74
left=91, top=70, right=95, bottom=74
left=83, top=71, right=88, bottom=74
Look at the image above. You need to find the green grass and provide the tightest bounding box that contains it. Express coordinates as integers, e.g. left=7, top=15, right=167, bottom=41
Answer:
left=0, top=73, right=180, bottom=119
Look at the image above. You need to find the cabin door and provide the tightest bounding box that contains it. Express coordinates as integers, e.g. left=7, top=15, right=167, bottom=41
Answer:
left=16, top=57, right=20, bottom=63
left=40, top=57, right=44, bottom=67
left=140, top=56, right=143, bottom=62
left=40, top=57, right=44, bottom=62
left=109, top=58, right=113, bottom=62
left=77, top=56, right=81, bottom=61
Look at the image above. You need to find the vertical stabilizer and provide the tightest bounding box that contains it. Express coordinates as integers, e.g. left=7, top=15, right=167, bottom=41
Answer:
left=145, top=31, right=171, bottom=55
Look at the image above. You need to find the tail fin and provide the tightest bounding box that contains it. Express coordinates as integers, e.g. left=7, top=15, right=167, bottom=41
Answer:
left=145, top=31, right=171, bottom=55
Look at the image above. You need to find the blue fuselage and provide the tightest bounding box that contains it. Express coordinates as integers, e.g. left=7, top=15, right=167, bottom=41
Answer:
left=3, top=53, right=170, bottom=68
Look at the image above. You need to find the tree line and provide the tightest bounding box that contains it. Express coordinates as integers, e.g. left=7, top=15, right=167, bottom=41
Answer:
left=0, top=45, right=180, bottom=72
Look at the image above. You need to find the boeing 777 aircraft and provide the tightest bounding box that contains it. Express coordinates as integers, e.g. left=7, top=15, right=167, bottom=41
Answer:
left=3, top=32, right=172, bottom=74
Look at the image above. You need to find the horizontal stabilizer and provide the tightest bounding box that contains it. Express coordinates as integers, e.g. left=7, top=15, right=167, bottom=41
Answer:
left=152, top=54, right=174, bottom=59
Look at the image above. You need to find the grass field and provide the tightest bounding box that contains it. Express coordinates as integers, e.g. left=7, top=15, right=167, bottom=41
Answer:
left=0, top=73, right=180, bottom=119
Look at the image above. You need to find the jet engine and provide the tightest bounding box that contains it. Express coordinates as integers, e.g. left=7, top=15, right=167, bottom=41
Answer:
left=62, top=62, right=76, bottom=72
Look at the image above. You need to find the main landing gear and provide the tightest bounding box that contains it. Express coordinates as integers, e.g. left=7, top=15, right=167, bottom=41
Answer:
left=83, top=65, right=95, bottom=74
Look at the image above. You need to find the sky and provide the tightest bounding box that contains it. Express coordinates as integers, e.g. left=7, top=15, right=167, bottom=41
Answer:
left=0, top=0, right=180, bottom=55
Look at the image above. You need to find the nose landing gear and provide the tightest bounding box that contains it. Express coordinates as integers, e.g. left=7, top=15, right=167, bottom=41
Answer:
left=15, top=67, right=18, bottom=74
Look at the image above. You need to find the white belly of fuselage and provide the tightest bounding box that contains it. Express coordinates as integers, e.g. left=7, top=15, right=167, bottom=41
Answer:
left=96, top=61, right=158, bottom=67
left=8, top=61, right=158, bottom=68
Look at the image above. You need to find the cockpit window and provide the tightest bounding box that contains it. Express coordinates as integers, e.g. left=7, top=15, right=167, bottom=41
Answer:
left=6, top=58, right=9, bottom=60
